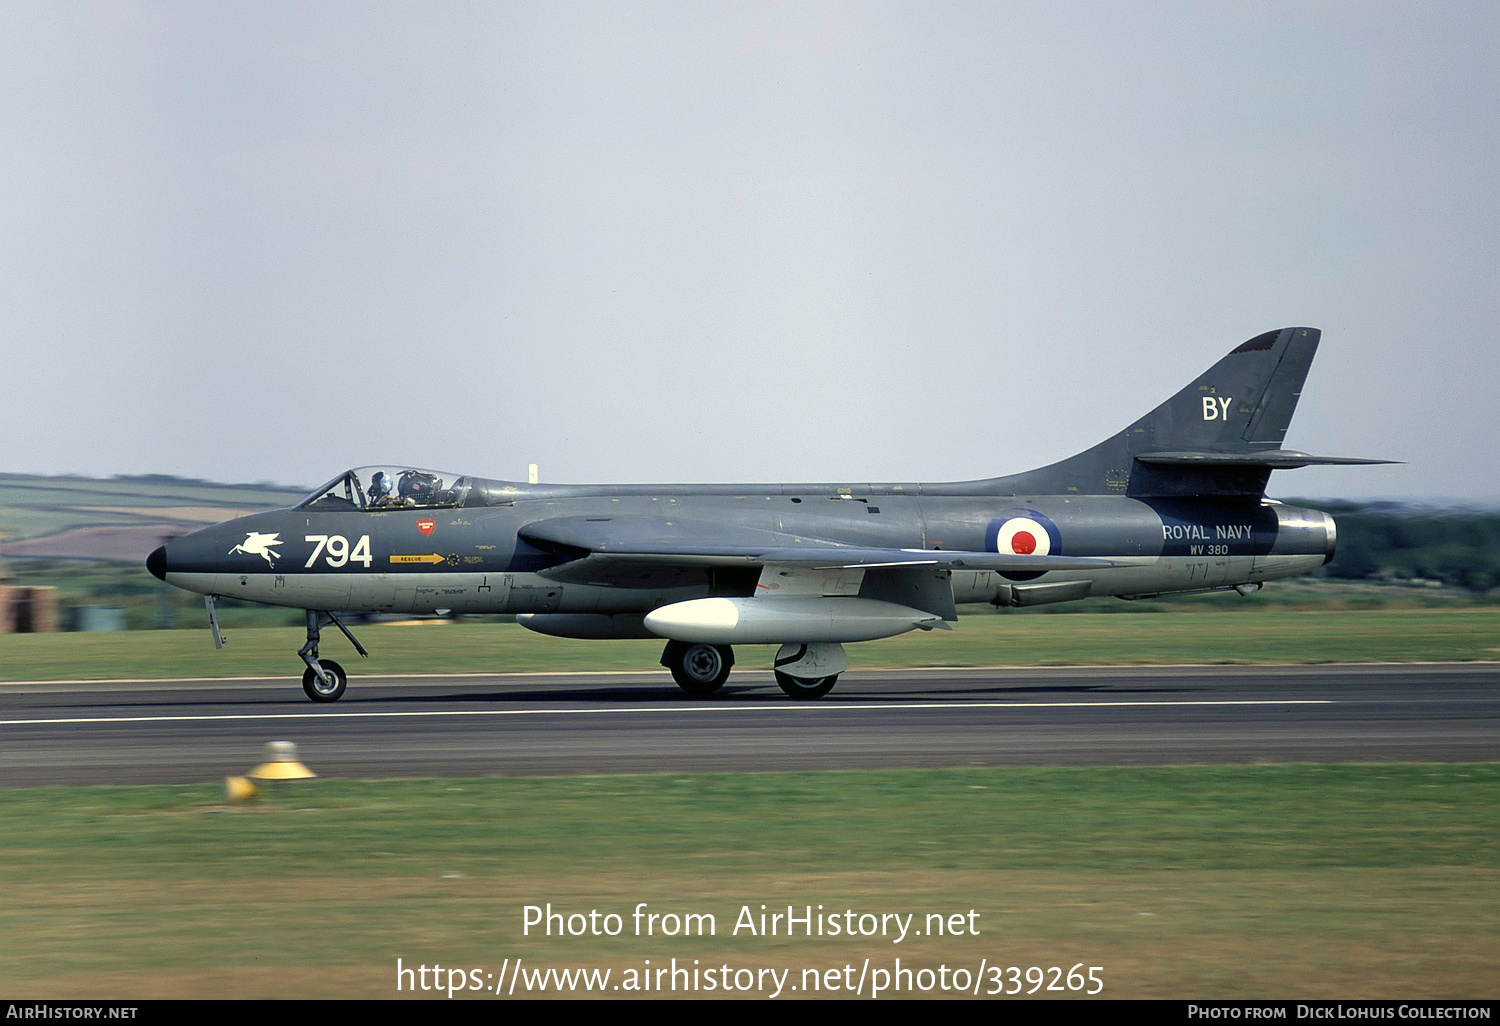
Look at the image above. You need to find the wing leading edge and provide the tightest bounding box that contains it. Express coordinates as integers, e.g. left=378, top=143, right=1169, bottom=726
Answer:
left=520, top=516, right=1120, bottom=586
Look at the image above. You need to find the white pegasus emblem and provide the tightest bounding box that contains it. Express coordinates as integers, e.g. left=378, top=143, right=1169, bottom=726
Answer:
left=229, top=532, right=283, bottom=567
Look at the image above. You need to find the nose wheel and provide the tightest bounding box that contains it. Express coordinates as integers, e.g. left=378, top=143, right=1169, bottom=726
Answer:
left=298, top=610, right=367, bottom=702
left=302, top=659, right=348, bottom=702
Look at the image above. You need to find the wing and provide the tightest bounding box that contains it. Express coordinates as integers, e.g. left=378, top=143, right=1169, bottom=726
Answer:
left=519, top=515, right=1119, bottom=587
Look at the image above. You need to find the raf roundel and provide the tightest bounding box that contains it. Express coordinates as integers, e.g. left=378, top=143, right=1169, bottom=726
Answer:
left=986, top=510, right=1061, bottom=557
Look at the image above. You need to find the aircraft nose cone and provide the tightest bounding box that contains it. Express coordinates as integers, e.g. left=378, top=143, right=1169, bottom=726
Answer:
left=146, top=545, right=167, bottom=581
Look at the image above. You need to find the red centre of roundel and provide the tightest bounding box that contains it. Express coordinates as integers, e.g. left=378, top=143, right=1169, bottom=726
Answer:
left=1010, top=530, right=1037, bottom=554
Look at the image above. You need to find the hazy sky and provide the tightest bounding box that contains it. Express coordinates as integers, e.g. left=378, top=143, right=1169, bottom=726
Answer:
left=4, top=2, right=1496, bottom=501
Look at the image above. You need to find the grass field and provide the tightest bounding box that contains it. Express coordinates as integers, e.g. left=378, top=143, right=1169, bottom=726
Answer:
left=5, top=609, right=1496, bottom=1000
left=1, top=767, right=1495, bottom=999
left=2, top=607, right=1497, bottom=681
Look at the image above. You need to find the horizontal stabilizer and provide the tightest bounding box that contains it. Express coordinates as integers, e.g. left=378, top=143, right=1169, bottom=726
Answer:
left=1137, top=450, right=1397, bottom=470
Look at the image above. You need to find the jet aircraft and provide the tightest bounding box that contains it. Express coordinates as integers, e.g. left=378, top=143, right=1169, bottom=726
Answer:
left=147, top=327, right=1386, bottom=702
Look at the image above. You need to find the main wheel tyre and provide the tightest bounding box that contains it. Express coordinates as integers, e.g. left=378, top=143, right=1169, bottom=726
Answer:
left=774, top=671, right=839, bottom=700
left=302, top=659, right=348, bottom=702
left=664, top=641, right=732, bottom=695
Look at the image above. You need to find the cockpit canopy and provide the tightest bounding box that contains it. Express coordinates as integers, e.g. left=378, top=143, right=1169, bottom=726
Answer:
left=299, top=467, right=473, bottom=511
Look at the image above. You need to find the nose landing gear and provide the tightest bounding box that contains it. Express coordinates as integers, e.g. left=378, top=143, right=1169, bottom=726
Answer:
left=298, top=610, right=367, bottom=702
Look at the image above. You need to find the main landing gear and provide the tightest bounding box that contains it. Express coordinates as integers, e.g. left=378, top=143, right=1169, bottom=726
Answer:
left=660, top=640, right=733, bottom=695
left=299, top=610, right=367, bottom=702
left=659, top=640, right=847, bottom=699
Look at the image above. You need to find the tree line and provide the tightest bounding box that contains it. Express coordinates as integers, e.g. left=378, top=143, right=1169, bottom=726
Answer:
left=1316, top=502, right=1500, bottom=593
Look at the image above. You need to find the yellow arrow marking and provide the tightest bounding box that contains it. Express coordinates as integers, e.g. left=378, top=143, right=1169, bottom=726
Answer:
left=389, top=554, right=447, bottom=565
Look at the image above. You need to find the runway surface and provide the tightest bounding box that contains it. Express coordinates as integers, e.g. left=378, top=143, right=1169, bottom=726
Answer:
left=1, top=664, right=1495, bottom=785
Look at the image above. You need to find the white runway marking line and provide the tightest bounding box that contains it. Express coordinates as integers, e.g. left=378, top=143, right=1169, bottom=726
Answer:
left=1, top=699, right=1334, bottom=727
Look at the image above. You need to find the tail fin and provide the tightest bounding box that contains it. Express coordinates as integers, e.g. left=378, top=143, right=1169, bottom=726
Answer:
left=989, top=327, right=1386, bottom=498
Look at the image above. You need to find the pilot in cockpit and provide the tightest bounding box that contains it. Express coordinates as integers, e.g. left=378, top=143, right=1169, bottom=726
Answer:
left=368, top=471, right=395, bottom=507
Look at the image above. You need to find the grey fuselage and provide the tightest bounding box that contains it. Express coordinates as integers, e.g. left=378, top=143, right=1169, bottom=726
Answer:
left=156, top=475, right=1334, bottom=616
